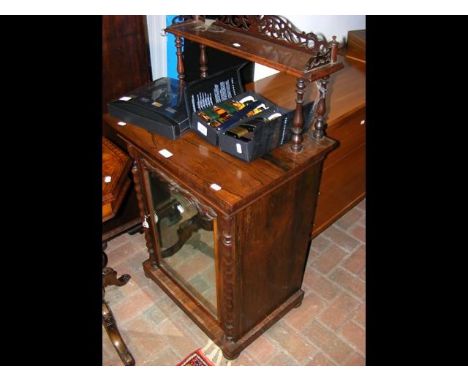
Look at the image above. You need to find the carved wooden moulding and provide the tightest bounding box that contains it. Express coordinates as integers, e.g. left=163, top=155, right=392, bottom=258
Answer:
left=168, top=15, right=341, bottom=80
left=216, top=16, right=339, bottom=72
left=216, top=16, right=328, bottom=53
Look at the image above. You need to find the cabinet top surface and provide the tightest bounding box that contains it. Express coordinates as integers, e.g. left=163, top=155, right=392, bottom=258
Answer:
left=165, top=19, right=343, bottom=81
left=104, top=57, right=364, bottom=215
left=105, top=113, right=335, bottom=215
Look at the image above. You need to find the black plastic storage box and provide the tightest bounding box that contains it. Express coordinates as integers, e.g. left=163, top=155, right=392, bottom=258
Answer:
left=184, top=65, right=246, bottom=145
left=108, top=77, right=189, bottom=140
left=191, top=91, right=280, bottom=146
left=218, top=101, right=316, bottom=162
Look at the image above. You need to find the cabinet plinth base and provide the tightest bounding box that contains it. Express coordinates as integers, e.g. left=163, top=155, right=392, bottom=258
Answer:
left=142, top=259, right=304, bottom=360
left=220, top=289, right=305, bottom=360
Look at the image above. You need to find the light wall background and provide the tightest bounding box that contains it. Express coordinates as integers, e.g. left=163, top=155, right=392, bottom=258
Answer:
left=147, top=15, right=365, bottom=81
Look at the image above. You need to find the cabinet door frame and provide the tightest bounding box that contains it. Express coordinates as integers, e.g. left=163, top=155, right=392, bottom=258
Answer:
left=127, top=144, right=244, bottom=356
left=137, top=153, right=222, bottom=320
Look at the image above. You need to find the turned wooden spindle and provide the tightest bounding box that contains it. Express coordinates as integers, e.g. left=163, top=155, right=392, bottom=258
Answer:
left=131, top=160, right=158, bottom=268
left=219, top=215, right=238, bottom=348
left=331, top=35, right=338, bottom=63
left=200, top=44, right=208, bottom=79
left=175, top=36, right=185, bottom=85
left=312, top=76, right=329, bottom=140
left=290, top=78, right=307, bottom=153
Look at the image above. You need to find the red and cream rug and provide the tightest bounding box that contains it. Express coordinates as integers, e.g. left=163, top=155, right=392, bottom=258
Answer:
left=177, top=348, right=215, bottom=366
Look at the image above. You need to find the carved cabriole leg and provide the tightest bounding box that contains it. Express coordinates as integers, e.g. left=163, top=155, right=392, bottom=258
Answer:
left=129, top=149, right=158, bottom=269
left=103, top=254, right=131, bottom=288
left=175, top=36, right=185, bottom=86
left=102, top=245, right=134, bottom=365
left=102, top=299, right=136, bottom=366
left=290, top=78, right=307, bottom=153
left=219, top=214, right=240, bottom=360
left=200, top=44, right=208, bottom=79
left=312, top=76, right=330, bottom=140
left=102, top=245, right=131, bottom=288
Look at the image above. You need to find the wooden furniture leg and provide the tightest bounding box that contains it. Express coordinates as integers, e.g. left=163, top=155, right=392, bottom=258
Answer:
left=102, top=296, right=135, bottom=366
left=102, top=244, right=131, bottom=288
left=130, top=160, right=159, bottom=269
left=102, top=137, right=137, bottom=365
left=102, top=248, right=135, bottom=365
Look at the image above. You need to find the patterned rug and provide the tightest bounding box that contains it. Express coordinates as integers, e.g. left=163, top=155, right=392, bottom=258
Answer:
left=177, top=349, right=215, bottom=366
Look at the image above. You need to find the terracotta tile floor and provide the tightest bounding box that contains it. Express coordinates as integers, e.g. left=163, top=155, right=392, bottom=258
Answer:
left=103, top=199, right=365, bottom=366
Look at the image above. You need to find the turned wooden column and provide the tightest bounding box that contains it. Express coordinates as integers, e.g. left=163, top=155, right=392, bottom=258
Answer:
left=175, top=36, right=185, bottom=86
left=130, top=156, right=158, bottom=268
left=290, top=78, right=307, bottom=152
left=312, top=76, right=329, bottom=140
left=330, top=35, right=339, bottom=64
left=219, top=215, right=236, bottom=342
left=200, top=44, right=208, bottom=79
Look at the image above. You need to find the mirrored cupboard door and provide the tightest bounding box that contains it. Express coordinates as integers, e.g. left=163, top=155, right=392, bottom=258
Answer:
left=140, top=160, right=219, bottom=318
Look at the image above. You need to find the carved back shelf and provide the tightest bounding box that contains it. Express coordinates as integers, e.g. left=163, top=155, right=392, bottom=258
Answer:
left=216, top=16, right=337, bottom=72
left=168, top=15, right=342, bottom=79
left=165, top=15, right=344, bottom=149
left=216, top=16, right=328, bottom=53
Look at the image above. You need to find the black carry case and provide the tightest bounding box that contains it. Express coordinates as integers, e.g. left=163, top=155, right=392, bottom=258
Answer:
left=184, top=65, right=246, bottom=145
left=190, top=91, right=279, bottom=147
left=108, top=65, right=246, bottom=141
left=108, top=77, right=189, bottom=140
left=108, top=64, right=315, bottom=162
left=218, top=101, right=315, bottom=162
left=187, top=65, right=316, bottom=161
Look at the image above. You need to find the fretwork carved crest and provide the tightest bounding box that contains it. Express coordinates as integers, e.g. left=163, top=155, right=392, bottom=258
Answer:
left=215, top=16, right=330, bottom=53
left=215, top=16, right=333, bottom=72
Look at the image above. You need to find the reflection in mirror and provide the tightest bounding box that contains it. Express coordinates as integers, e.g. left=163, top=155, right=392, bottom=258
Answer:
left=148, top=171, right=217, bottom=317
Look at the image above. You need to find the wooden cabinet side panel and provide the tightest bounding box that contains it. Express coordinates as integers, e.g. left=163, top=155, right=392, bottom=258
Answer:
left=236, top=164, right=322, bottom=336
